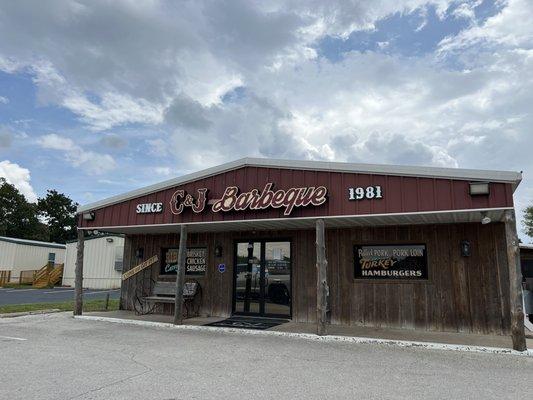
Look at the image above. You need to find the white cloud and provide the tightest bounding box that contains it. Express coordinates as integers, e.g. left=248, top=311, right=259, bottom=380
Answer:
left=0, top=160, right=37, bottom=202
left=438, top=0, right=533, bottom=53
left=61, top=92, right=164, bottom=131
left=38, top=133, right=116, bottom=175
left=0, top=95, right=8, bottom=104
left=38, top=133, right=76, bottom=151
left=0, top=0, right=461, bottom=131
left=154, top=167, right=171, bottom=176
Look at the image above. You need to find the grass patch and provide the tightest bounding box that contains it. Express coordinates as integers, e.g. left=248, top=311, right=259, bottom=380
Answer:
left=0, top=283, right=34, bottom=289
left=0, top=299, right=120, bottom=314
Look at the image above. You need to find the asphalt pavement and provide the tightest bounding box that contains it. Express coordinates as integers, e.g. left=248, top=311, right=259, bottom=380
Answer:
left=0, top=313, right=532, bottom=400
left=0, top=287, right=120, bottom=305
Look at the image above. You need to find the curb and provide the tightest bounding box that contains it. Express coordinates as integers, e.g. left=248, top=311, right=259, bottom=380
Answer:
left=0, top=309, right=62, bottom=318
left=74, top=315, right=533, bottom=357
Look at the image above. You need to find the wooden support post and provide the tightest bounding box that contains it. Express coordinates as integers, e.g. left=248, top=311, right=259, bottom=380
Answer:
left=74, top=229, right=84, bottom=316
left=105, top=292, right=110, bottom=311
left=316, top=219, right=328, bottom=336
left=504, top=210, right=527, bottom=351
left=173, top=225, right=188, bottom=325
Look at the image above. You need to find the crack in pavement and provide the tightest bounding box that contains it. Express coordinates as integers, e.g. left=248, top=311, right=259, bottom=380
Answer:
left=66, top=352, right=154, bottom=400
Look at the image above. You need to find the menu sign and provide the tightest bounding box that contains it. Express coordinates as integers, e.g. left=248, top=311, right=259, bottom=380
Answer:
left=162, top=247, right=207, bottom=276
left=354, top=244, right=428, bottom=280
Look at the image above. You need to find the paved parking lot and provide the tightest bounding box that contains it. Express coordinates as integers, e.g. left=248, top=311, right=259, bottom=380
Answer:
left=0, top=313, right=532, bottom=400
left=0, top=287, right=120, bottom=305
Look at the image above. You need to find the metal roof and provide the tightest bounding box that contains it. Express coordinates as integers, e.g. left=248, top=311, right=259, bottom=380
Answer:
left=0, top=236, right=66, bottom=249
left=78, top=157, right=522, bottom=213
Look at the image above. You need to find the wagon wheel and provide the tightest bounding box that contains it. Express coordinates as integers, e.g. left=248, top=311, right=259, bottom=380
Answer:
left=183, top=279, right=202, bottom=318
left=191, top=284, right=202, bottom=317
left=132, top=277, right=157, bottom=315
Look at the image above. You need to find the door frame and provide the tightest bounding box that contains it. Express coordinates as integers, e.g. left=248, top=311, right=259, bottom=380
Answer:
left=232, top=238, right=293, bottom=319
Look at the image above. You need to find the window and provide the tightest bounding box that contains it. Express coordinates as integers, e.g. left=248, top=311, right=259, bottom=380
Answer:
left=48, top=253, right=56, bottom=264
left=114, top=246, right=124, bottom=271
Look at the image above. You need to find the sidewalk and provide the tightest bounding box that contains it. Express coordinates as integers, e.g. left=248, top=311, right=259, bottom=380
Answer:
left=85, top=310, right=532, bottom=351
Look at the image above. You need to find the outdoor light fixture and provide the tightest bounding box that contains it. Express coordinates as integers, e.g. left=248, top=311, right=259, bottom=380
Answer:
left=214, top=244, right=223, bottom=258
left=481, top=212, right=491, bottom=225
left=469, top=182, right=490, bottom=196
left=136, top=247, right=144, bottom=259
left=106, top=237, right=114, bottom=243
left=461, top=240, right=471, bottom=257
left=82, top=211, right=95, bottom=221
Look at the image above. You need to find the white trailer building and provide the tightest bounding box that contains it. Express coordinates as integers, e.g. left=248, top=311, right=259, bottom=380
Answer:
left=0, top=236, right=66, bottom=283
left=62, top=235, right=124, bottom=289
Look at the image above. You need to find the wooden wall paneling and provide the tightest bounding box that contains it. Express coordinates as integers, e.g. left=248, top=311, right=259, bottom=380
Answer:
left=477, top=223, right=495, bottom=333
left=487, top=225, right=507, bottom=333
left=409, top=225, right=428, bottom=330
left=361, top=227, right=374, bottom=327
left=325, top=228, right=336, bottom=323
left=398, top=228, right=415, bottom=330
left=424, top=225, right=439, bottom=331
left=494, top=223, right=511, bottom=333
left=306, top=229, right=317, bottom=323
left=465, top=223, right=485, bottom=333
left=436, top=224, right=457, bottom=332
left=116, top=224, right=511, bottom=335
left=474, top=224, right=490, bottom=333
left=385, top=226, right=401, bottom=329
left=338, top=229, right=351, bottom=325
left=373, top=227, right=387, bottom=328
left=350, top=228, right=364, bottom=326
left=449, top=224, right=472, bottom=333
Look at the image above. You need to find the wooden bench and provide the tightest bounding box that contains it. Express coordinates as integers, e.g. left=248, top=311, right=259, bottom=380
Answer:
left=142, top=281, right=201, bottom=317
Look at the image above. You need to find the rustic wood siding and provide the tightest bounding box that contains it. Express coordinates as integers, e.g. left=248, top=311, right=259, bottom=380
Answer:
left=119, top=222, right=511, bottom=334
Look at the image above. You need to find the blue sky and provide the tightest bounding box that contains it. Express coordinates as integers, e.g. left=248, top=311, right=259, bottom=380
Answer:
left=0, top=0, right=532, bottom=241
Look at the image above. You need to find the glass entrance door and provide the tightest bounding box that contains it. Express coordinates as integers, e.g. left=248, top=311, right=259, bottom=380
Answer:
left=234, top=240, right=291, bottom=318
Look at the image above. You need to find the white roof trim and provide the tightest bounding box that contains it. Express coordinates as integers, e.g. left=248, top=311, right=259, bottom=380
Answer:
left=78, top=157, right=522, bottom=213
left=0, top=236, right=66, bottom=249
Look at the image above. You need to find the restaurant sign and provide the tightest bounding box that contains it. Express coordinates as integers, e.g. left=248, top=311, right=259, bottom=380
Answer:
left=170, top=183, right=327, bottom=216
left=162, top=247, right=207, bottom=276
left=354, top=244, right=428, bottom=280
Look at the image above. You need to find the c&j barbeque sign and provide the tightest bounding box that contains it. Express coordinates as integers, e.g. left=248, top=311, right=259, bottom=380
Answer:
left=169, top=183, right=328, bottom=216
left=354, top=244, right=428, bottom=280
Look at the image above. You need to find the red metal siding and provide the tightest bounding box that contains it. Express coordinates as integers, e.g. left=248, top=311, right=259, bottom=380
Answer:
left=80, top=166, right=514, bottom=228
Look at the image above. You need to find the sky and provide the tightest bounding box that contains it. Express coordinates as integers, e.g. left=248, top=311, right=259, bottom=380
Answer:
left=0, top=0, right=532, bottom=242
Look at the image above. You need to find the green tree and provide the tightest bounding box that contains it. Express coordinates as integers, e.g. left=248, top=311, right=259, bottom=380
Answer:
left=38, top=189, right=78, bottom=243
left=524, top=205, right=533, bottom=240
left=0, top=178, right=49, bottom=241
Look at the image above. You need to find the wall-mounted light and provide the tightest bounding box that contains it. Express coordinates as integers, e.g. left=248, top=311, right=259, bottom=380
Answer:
left=106, top=237, right=114, bottom=243
left=82, top=211, right=95, bottom=221
left=481, top=212, right=491, bottom=225
left=136, top=247, right=144, bottom=259
left=461, top=240, right=471, bottom=257
left=214, top=244, right=223, bottom=258
left=469, top=182, right=490, bottom=196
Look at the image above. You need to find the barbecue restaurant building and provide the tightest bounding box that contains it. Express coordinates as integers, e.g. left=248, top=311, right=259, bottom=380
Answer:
left=76, top=158, right=527, bottom=350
